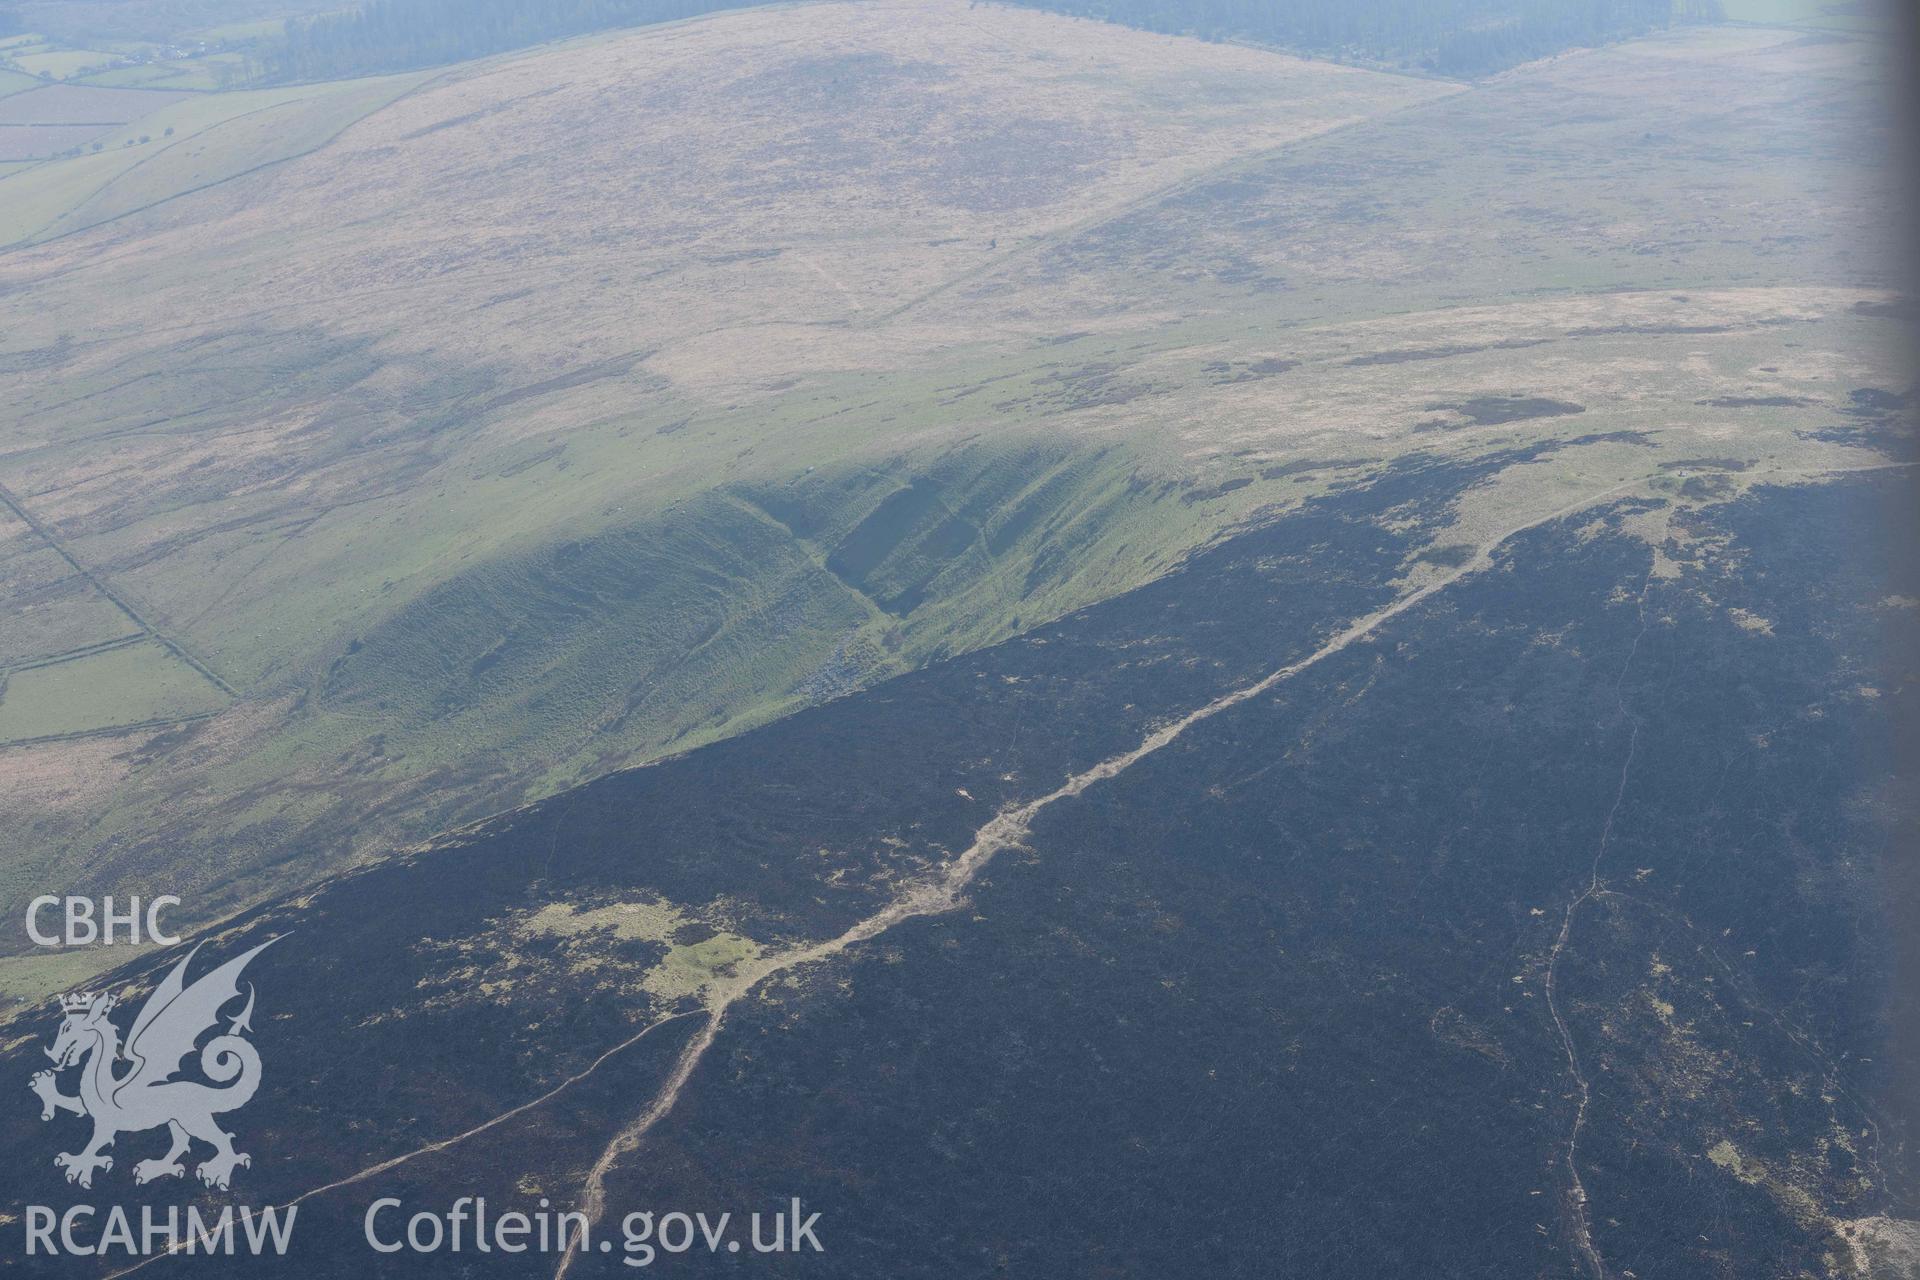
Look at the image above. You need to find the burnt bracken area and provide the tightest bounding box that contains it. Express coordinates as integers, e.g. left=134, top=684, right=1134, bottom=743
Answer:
left=0, top=461, right=1910, bottom=1278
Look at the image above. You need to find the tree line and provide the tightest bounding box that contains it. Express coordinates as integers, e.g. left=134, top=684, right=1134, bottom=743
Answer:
left=266, top=0, right=742, bottom=82
left=1005, top=0, right=1723, bottom=76
left=263, top=0, right=1721, bottom=84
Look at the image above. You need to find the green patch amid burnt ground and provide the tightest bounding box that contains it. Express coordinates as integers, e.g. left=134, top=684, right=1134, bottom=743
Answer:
left=611, top=472, right=1913, bottom=1280
left=1, top=456, right=1906, bottom=1278
left=0, top=449, right=1511, bottom=1271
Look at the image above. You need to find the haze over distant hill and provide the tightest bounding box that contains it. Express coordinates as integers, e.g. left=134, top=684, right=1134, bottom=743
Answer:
left=3, top=0, right=1727, bottom=84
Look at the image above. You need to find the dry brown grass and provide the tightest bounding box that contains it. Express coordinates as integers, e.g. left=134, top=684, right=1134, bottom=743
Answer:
left=0, top=4, right=1903, bottom=997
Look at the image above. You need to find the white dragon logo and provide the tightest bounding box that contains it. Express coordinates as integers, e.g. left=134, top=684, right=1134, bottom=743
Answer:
left=28, top=939, right=276, bottom=1190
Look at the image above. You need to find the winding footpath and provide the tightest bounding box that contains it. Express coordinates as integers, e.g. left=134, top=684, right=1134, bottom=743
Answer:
left=1538, top=567, right=1652, bottom=1280
left=102, top=462, right=1911, bottom=1280
left=552, top=475, right=1650, bottom=1278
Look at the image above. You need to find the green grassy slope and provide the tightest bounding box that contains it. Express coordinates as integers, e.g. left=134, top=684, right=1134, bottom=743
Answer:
left=0, top=3, right=1905, bottom=1002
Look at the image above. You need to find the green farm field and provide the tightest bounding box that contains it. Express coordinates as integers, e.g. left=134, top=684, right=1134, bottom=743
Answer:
left=0, top=638, right=228, bottom=743
left=0, top=71, right=428, bottom=243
